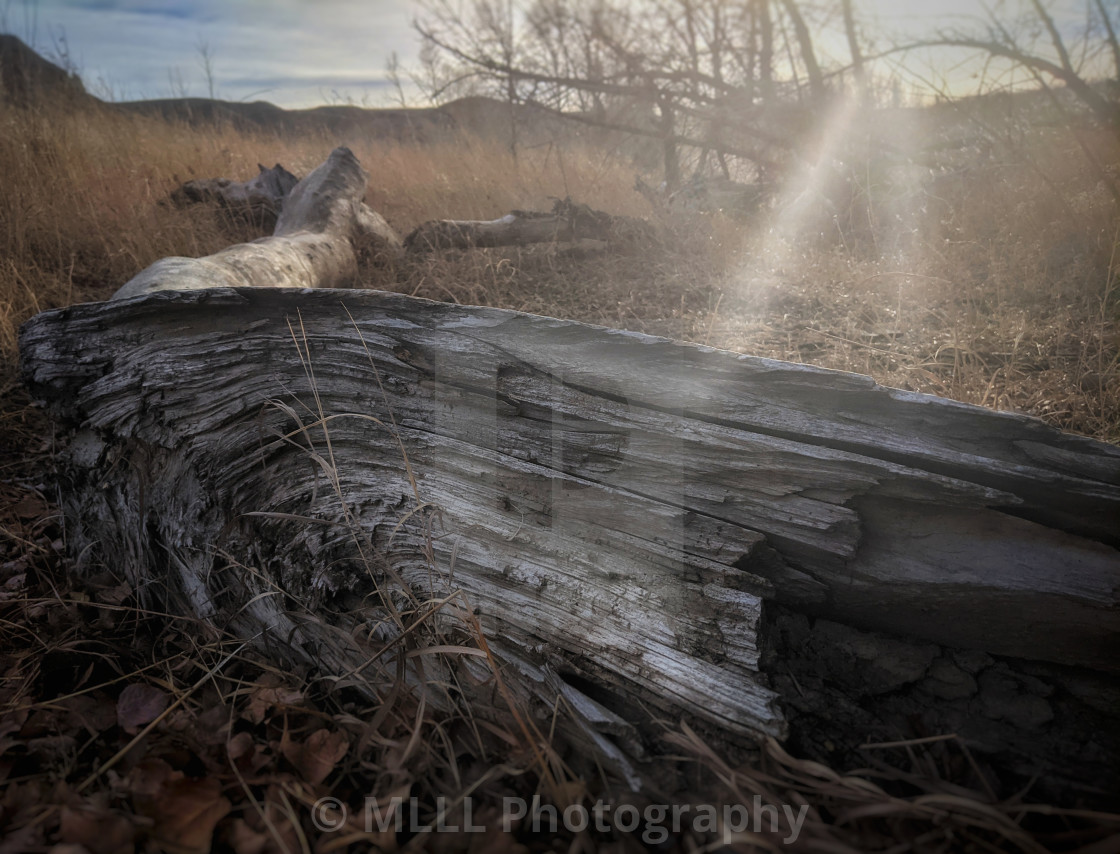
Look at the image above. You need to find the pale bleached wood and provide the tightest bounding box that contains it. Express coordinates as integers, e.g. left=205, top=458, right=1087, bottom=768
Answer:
left=113, top=148, right=403, bottom=301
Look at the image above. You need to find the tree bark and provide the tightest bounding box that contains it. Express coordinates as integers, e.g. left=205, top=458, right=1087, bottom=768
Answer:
left=841, top=0, right=867, bottom=106
left=777, top=0, right=824, bottom=101
left=756, top=0, right=774, bottom=104
left=19, top=287, right=1120, bottom=794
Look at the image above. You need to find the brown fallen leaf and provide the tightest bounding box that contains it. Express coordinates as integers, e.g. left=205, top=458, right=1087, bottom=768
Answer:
left=227, top=731, right=273, bottom=776
left=225, top=787, right=303, bottom=854
left=0, top=710, right=28, bottom=737
left=117, top=683, right=169, bottom=734
left=125, top=756, right=175, bottom=801
left=61, top=693, right=119, bottom=737
left=281, top=728, right=349, bottom=786
left=127, top=758, right=231, bottom=854
left=93, top=580, right=132, bottom=607
left=149, top=775, right=232, bottom=854
left=10, top=493, right=49, bottom=519
left=168, top=703, right=231, bottom=752
left=58, top=802, right=136, bottom=854
left=47, top=846, right=90, bottom=854
left=0, top=822, right=44, bottom=854
left=244, top=681, right=304, bottom=725
left=227, top=818, right=271, bottom=854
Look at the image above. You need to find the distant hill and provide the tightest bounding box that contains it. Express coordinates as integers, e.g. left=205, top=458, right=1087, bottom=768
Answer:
left=0, top=35, right=555, bottom=145
left=0, top=34, right=86, bottom=105
left=109, top=94, right=546, bottom=145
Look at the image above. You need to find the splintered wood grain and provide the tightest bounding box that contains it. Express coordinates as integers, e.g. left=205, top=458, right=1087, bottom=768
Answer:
left=18, top=288, right=1120, bottom=761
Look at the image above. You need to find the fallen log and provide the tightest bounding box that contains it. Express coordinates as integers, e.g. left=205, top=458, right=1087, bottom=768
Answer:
left=168, top=162, right=299, bottom=230
left=19, top=287, right=1120, bottom=800
left=115, top=147, right=402, bottom=300
left=404, top=198, right=655, bottom=252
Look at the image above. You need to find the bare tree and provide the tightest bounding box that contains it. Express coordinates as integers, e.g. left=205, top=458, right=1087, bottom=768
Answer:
left=414, top=0, right=845, bottom=186
left=385, top=50, right=409, bottom=107
left=876, top=1, right=1120, bottom=209
left=841, top=0, right=868, bottom=104
left=775, top=0, right=823, bottom=101
left=167, top=65, right=190, bottom=99
left=197, top=37, right=217, bottom=100
left=1092, top=0, right=1120, bottom=82
left=902, top=1, right=1119, bottom=126
left=755, top=0, right=774, bottom=103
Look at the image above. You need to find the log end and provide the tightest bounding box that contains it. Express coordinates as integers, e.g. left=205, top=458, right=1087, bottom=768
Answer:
left=274, top=146, right=368, bottom=236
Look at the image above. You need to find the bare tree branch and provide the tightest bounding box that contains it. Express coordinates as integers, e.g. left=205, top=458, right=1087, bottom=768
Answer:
left=777, top=0, right=825, bottom=100
left=893, top=35, right=1118, bottom=125
left=1092, top=0, right=1120, bottom=81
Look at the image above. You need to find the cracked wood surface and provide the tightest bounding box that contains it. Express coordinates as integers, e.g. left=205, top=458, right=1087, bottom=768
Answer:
left=18, top=287, right=1120, bottom=780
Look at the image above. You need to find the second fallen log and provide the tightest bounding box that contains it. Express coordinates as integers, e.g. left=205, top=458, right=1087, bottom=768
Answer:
left=404, top=198, right=655, bottom=251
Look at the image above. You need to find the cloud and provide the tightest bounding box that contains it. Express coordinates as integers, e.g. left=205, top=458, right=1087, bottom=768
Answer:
left=19, top=0, right=418, bottom=106
left=22, top=0, right=1086, bottom=108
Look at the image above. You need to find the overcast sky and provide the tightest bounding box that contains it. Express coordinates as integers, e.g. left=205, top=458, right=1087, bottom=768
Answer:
left=1, top=0, right=1097, bottom=109
left=3, top=0, right=419, bottom=106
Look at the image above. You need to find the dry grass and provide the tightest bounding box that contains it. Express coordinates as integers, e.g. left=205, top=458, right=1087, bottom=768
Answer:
left=4, top=494, right=1120, bottom=852
left=2, top=95, right=1119, bottom=851
left=2, top=100, right=1117, bottom=441
left=0, top=101, right=639, bottom=371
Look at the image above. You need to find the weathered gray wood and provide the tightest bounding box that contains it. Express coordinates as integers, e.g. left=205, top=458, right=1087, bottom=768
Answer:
left=113, top=148, right=403, bottom=300
left=168, top=162, right=299, bottom=229
left=404, top=199, right=654, bottom=251
left=18, top=288, right=1120, bottom=789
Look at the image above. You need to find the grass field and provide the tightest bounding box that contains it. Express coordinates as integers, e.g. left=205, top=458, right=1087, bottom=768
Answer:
left=2, top=93, right=1119, bottom=852
left=3, top=99, right=1117, bottom=440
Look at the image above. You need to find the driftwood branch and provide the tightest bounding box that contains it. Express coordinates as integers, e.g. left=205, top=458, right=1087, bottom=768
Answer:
left=19, top=287, right=1120, bottom=795
left=116, top=148, right=403, bottom=300
left=405, top=198, right=655, bottom=251
left=168, top=162, right=299, bottom=230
